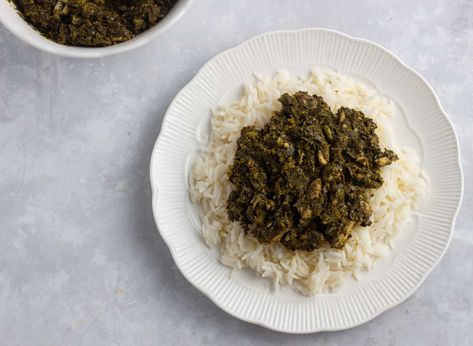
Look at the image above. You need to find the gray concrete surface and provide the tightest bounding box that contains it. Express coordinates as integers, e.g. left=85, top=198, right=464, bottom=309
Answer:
left=0, top=0, right=471, bottom=345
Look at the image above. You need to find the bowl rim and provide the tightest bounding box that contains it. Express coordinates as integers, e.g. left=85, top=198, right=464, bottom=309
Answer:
left=0, top=0, right=193, bottom=58
left=149, top=27, right=464, bottom=333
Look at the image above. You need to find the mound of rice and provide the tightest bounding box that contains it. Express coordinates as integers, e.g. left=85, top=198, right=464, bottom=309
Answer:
left=189, top=68, right=427, bottom=295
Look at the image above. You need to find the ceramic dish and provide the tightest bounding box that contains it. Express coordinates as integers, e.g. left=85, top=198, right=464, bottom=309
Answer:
left=150, top=28, right=463, bottom=333
left=0, top=0, right=193, bottom=58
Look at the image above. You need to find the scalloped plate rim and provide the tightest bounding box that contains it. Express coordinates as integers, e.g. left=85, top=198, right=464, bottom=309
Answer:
left=149, top=28, right=464, bottom=333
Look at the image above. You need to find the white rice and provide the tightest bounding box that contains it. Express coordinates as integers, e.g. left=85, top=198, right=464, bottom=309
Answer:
left=189, top=68, right=427, bottom=295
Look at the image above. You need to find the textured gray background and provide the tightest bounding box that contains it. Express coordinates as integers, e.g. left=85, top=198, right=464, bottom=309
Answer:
left=0, top=0, right=471, bottom=345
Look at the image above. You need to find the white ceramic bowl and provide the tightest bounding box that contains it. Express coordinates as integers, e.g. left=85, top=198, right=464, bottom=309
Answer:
left=0, top=0, right=193, bottom=58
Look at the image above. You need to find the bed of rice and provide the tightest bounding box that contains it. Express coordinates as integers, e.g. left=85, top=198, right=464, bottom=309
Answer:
left=189, top=68, right=427, bottom=295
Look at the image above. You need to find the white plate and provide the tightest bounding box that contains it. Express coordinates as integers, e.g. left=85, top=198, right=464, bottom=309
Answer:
left=150, top=28, right=463, bottom=333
